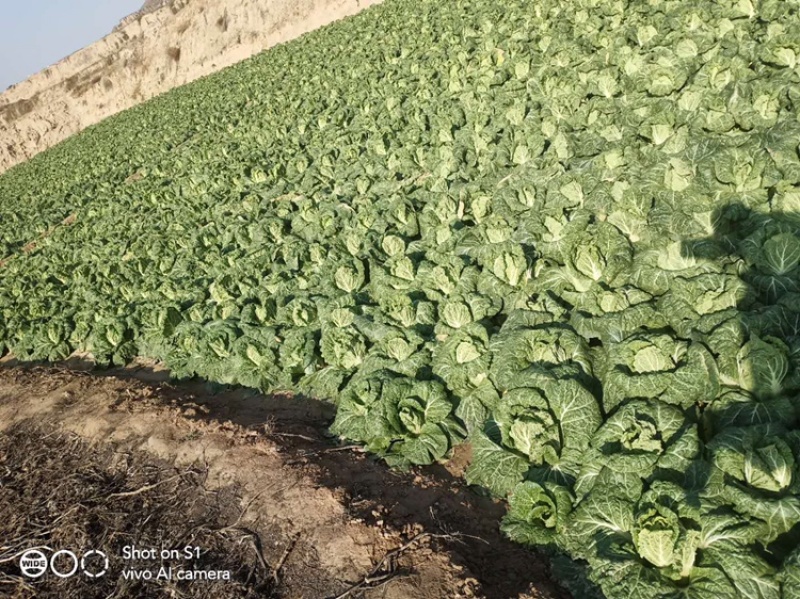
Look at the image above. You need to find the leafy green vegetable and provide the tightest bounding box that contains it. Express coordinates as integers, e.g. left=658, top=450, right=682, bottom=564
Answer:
left=2, top=0, right=800, bottom=595
left=501, top=481, right=574, bottom=546
left=331, top=374, right=465, bottom=467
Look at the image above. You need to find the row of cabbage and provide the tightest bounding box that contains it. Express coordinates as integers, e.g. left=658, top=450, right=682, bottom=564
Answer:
left=1, top=0, right=800, bottom=597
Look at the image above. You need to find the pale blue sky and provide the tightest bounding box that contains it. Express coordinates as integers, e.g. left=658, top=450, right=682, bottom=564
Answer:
left=0, top=0, right=143, bottom=91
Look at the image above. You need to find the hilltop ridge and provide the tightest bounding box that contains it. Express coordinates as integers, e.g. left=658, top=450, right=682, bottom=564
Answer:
left=0, top=0, right=381, bottom=174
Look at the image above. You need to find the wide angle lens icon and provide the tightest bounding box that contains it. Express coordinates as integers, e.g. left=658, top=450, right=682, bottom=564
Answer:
left=18, top=549, right=48, bottom=578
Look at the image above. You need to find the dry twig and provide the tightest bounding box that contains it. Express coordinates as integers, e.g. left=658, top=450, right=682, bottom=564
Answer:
left=326, top=532, right=452, bottom=599
left=106, top=473, right=183, bottom=499
left=273, top=533, right=300, bottom=583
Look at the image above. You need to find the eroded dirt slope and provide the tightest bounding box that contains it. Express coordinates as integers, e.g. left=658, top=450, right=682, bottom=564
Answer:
left=0, top=0, right=383, bottom=174
left=0, top=363, right=568, bottom=599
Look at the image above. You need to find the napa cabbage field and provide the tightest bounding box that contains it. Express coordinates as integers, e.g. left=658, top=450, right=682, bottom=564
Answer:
left=2, top=0, right=800, bottom=596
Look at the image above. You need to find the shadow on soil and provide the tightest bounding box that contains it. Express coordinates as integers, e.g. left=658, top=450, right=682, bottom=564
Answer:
left=0, top=357, right=571, bottom=599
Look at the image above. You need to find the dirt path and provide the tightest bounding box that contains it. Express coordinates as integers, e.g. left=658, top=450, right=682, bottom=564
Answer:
left=0, top=363, right=568, bottom=599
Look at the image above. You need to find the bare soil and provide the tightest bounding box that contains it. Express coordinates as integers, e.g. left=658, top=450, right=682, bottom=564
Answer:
left=0, top=362, right=570, bottom=599
left=0, top=423, right=276, bottom=598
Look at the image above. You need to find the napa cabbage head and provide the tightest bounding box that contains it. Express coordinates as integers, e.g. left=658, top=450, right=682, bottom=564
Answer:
left=466, top=374, right=601, bottom=495
left=600, top=334, right=719, bottom=411
left=501, top=481, right=574, bottom=546
left=331, top=373, right=465, bottom=468
left=706, top=426, right=800, bottom=545
left=709, top=425, right=797, bottom=494
left=432, top=322, right=492, bottom=392
left=490, top=319, right=594, bottom=390
left=587, top=399, right=699, bottom=479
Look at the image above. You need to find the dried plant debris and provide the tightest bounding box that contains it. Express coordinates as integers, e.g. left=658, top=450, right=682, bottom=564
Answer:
left=0, top=422, right=276, bottom=598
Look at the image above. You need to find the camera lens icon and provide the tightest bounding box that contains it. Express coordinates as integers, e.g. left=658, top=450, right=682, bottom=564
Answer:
left=49, top=550, right=79, bottom=579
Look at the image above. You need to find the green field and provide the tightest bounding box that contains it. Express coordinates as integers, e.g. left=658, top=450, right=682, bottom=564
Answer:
left=2, top=0, right=800, bottom=596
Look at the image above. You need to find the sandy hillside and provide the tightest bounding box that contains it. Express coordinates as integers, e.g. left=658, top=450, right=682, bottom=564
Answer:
left=0, top=362, right=568, bottom=599
left=0, top=0, right=383, bottom=174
